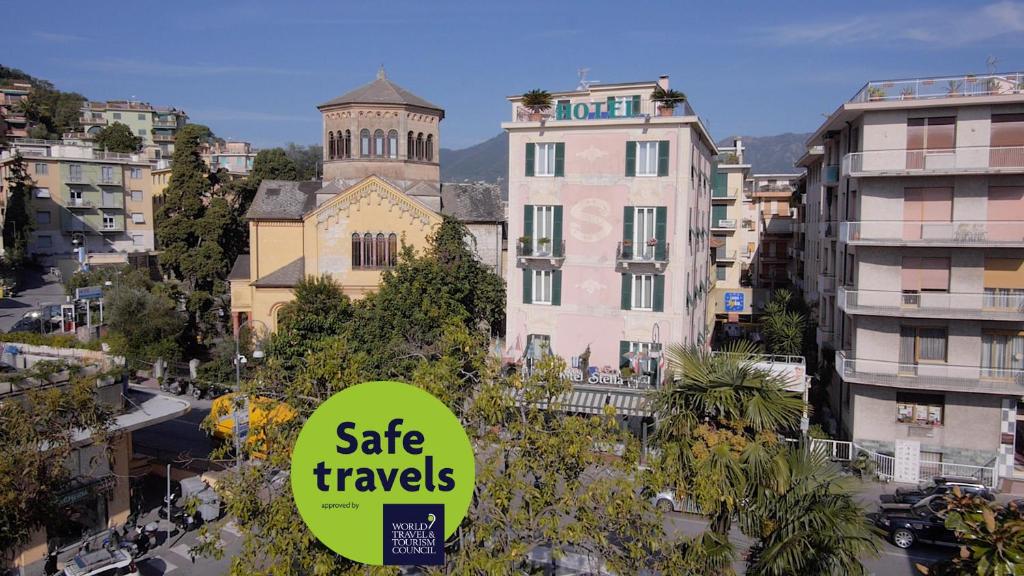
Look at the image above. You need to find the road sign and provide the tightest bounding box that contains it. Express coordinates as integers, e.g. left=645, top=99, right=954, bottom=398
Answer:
left=75, top=286, right=103, bottom=300
left=724, top=292, right=745, bottom=312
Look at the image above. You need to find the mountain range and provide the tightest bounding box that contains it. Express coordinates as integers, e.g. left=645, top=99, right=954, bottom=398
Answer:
left=440, top=131, right=813, bottom=194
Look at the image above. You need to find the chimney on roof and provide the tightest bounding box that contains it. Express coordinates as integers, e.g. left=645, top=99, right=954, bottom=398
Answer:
left=657, top=75, right=669, bottom=90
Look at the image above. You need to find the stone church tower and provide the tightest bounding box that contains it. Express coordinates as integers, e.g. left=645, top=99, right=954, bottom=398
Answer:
left=318, top=68, right=443, bottom=192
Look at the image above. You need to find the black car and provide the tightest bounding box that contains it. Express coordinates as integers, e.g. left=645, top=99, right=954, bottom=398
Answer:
left=871, top=494, right=957, bottom=549
left=882, top=475, right=994, bottom=505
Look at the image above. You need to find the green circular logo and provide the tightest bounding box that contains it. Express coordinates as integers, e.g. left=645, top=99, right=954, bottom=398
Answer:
left=291, top=381, right=475, bottom=566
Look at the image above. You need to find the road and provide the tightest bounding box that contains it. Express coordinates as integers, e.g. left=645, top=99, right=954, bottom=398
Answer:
left=0, top=265, right=66, bottom=333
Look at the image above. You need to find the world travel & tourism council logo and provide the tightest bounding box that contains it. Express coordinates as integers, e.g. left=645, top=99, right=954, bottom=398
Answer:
left=290, top=381, right=475, bottom=566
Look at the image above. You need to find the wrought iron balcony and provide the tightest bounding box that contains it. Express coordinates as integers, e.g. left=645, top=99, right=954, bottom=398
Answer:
left=616, top=242, right=670, bottom=271
left=839, top=220, right=1024, bottom=247
left=516, top=239, right=564, bottom=266
left=836, top=350, right=1024, bottom=395
left=837, top=287, right=1024, bottom=321
left=844, top=146, right=1024, bottom=177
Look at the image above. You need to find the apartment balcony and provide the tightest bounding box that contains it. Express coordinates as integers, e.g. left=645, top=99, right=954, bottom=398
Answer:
left=835, top=350, right=1024, bottom=395
left=752, top=184, right=794, bottom=197
left=836, top=287, right=1024, bottom=321
left=823, top=164, right=840, bottom=185
left=818, top=272, right=835, bottom=294
left=849, top=72, right=1024, bottom=104
left=516, top=239, right=564, bottom=267
left=844, top=147, right=1024, bottom=177
left=712, top=189, right=737, bottom=201
left=152, top=133, right=176, bottom=143
left=79, top=116, right=106, bottom=126
left=66, top=198, right=95, bottom=209
left=763, top=218, right=794, bottom=234
left=816, top=325, right=834, bottom=347
left=839, top=221, right=1024, bottom=247
left=711, top=218, right=737, bottom=232
left=152, top=119, right=178, bottom=128
left=616, top=242, right=670, bottom=272
left=714, top=250, right=737, bottom=263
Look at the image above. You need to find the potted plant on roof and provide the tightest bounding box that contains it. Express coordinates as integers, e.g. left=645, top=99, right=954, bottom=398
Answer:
left=947, top=80, right=963, bottom=96
left=651, top=85, right=687, bottom=116
left=518, top=235, right=532, bottom=256
left=521, top=89, right=552, bottom=122
left=899, top=86, right=916, bottom=100
left=866, top=86, right=886, bottom=101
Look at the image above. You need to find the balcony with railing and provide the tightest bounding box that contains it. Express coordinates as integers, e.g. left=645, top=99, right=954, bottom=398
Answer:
left=849, top=72, right=1024, bottom=104
left=839, top=221, right=1024, bottom=247
left=818, top=271, right=835, bottom=294
left=824, top=164, right=840, bottom=185
left=844, top=147, right=1024, bottom=177
left=66, top=198, right=95, bottom=209
left=152, top=133, right=176, bottom=143
left=516, top=239, right=564, bottom=267
left=836, top=287, right=1024, bottom=321
left=711, top=218, right=736, bottom=232
left=79, top=115, right=106, bottom=126
left=152, top=119, right=178, bottom=128
left=836, top=350, right=1024, bottom=395
left=714, top=249, right=737, bottom=262
left=616, top=241, right=670, bottom=271
left=763, top=217, right=795, bottom=234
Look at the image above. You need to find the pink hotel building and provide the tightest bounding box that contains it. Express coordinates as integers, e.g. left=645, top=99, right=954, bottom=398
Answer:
left=502, top=76, right=716, bottom=410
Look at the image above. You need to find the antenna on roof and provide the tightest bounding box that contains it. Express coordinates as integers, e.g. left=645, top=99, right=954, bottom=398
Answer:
left=986, top=56, right=999, bottom=74
left=576, top=68, right=599, bottom=91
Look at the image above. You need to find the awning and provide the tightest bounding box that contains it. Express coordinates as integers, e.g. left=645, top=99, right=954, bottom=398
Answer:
left=512, top=386, right=652, bottom=418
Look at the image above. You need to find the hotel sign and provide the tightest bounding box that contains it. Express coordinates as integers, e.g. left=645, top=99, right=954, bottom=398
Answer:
left=562, top=367, right=652, bottom=388
left=555, top=100, right=643, bottom=121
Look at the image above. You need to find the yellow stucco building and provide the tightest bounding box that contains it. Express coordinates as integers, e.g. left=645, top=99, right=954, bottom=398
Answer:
left=229, top=70, right=504, bottom=332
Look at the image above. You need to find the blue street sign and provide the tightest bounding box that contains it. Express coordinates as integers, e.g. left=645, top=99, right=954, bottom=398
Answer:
left=724, top=292, right=745, bottom=312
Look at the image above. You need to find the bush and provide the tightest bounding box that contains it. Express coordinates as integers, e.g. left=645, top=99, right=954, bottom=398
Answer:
left=0, top=332, right=103, bottom=350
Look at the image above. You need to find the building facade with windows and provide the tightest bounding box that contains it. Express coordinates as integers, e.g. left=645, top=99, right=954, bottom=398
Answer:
left=203, top=140, right=258, bottom=175
left=808, top=71, right=1024, bottom=478
left=709, top=139, right=757, bottom=323
left=0, top=81, right=32, bottom=142
left=502, top=76, right=716, bottom=401
left=0, top=139, right=156, bottom=267
left=749, top=173, right=801, bottom=290
left=76, top=100, right=188, bottom=160
left=230, top=71, right=505, bottom=332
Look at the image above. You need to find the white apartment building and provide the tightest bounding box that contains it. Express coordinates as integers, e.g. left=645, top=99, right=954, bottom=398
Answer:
left=808, top=71, right=1024, bottom=481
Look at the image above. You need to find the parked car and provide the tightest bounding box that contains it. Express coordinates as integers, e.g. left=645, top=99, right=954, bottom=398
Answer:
left=62, top=548, right=138, bottom=576
left=881, top=475, right=994, bottom=505
left=870, top=494, right=958, bottom=549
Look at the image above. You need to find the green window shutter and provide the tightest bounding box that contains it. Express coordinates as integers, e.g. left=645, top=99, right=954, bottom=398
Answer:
left=619, top=340, right=630, bottom=363
left=657, top=141, right=670, bottom=176
left=631, top=95, right=641, bottom=116
left=523, top=204, right=534, bottom=242
left=622, top=206, right=634, bottom=259
left=525, top=143, right=535, bottom=177
left=653, top=275, right=665, bottom=312
left=554, top=142, right=565, bottom=177
left=552, top=205, right=563, bottom=257
left=625, top=141, right=636, bottom=177
left=621, top=273, right=632, bottom=310
left=655, top=206, right=667, bottom=260
left=551, top=270, right=562, bottom=306
left=522, top=269, right=532, bottom=304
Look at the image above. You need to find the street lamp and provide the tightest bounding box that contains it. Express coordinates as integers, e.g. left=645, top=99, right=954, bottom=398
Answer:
left=234, top=318, right=268, bottom=468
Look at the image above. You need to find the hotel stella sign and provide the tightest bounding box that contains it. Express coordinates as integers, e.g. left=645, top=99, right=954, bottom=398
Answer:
left=555, top=99, right=643, bottom=121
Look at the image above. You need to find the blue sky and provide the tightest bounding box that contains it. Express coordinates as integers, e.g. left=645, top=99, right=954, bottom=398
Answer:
left=3, top=0, right=1023, bottom=149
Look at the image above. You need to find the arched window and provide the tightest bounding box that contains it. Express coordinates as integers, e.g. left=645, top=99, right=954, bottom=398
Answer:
left=416, top=133, right=424, bottom=160
left=363, top=233, right=373, bottom=266
left=376, top=233, right=386, bottom=266
left=351, top=233, right=361, bottom=267
left=425, top=134, right=434, bottom=162
left=388, top=233, right=398, bottom=267
left=407, top=131, right=414, bottom=160
left=360, top=129, right=370, bottom=157
left=388, top=130, right=398, bottom=159
left=374, top=130, right=385, bottom=158
left=328, top=131, right=335, bottom=159
left=343, top=130, right=352, bottom=158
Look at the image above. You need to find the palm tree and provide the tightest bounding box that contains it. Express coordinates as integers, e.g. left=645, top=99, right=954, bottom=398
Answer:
left=652, top=340, right=804, bottom=536
left=741, top=443, right=879, bottom=576
left=761, top=289, right=807, bottom=356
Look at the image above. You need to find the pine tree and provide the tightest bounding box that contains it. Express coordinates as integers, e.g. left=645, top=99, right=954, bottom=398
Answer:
left=2, top=153, right=34, bottom=265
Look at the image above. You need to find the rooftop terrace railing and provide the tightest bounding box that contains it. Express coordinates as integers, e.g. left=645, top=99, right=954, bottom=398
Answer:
left=850, top=72, right=1024, bottom=103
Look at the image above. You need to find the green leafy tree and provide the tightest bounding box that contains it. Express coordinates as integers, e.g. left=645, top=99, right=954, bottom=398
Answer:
left=282, top=143, right=322, bottom=180
left=93, top=121, right=143, bottom=153
left=105, top=284, right=185, bottom=366
left=0, top=365, right=112, bottom=554
left=918, top=491, right=1024, bottom=576
left=1, top=153, right=34, bottom=265
left=268, top=275, right=354, bottom=370
left=14, top=84, right=85, bottom=139
left=761, top=289, right=807, bottom=356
